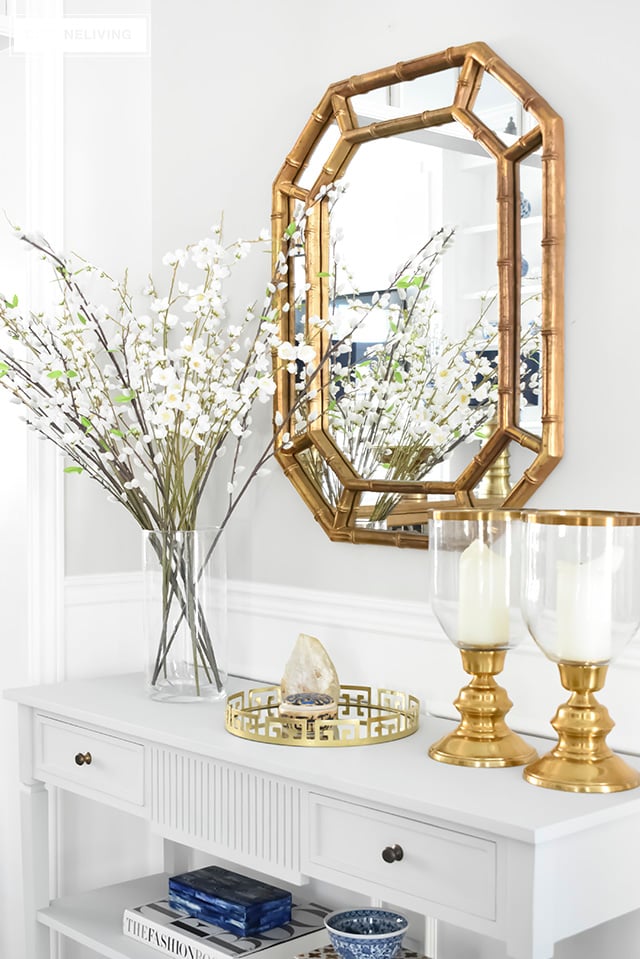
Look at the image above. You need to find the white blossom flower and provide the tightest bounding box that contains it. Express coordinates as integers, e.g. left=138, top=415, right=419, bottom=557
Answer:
left=162, top=249, right=188, bottom=268
left=0, top=191, right=348, bottom=541
left=150, top=297, right=170, bottom=313
left=297, top=345, right=316, bottom=365
left=277, top=341, right=297, bottom=362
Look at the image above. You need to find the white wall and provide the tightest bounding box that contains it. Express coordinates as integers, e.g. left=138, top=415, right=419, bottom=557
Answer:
left=62, top=0, right=151, bottom=576
left=65, top=0, right=640, bottom=585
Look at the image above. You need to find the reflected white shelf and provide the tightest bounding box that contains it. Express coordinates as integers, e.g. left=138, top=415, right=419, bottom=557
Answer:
left=464, top=281, right=542, bottom=300
left=463, top=216, right=542, bottom=235
left=462, top=152, right=543, bottom=171
left=38, top=872, right=169, bottom=959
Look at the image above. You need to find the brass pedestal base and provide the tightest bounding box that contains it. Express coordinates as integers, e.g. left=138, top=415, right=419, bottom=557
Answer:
left=524, top=663, right=640, bottom=793
left=429, top=649, right=537, bottom=768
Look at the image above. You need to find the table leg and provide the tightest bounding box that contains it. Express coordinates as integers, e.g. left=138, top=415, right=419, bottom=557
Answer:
left=20, top=780, right=51, bottom=959
left=424, top=916, right=438, bottom=959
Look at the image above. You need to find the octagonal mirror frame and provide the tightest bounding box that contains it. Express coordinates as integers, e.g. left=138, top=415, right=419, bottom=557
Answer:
left=272, top=41, right=564, bottom=549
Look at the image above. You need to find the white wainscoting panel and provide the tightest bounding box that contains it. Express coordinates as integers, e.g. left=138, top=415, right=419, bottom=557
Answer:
left=64, top=573, right=640, bottom=755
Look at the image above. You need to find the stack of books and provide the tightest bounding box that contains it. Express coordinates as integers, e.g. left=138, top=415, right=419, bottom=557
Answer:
left=122, top=866, right=331, bottom=959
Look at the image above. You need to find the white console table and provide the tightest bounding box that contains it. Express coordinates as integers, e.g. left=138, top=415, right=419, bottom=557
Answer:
left=7, top=672, right=640, bottom=959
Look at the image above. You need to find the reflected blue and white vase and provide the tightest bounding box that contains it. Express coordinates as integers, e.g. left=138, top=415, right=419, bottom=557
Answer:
left=521, top=256, right=529, bottom=277
left=520, top=191, right=531, bottom=218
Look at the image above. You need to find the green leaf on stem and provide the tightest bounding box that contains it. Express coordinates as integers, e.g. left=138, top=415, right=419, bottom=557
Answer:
left=114, top=392, right=136, bottom=403
left=285, top=222, right=296, bottom=237
left=47, top=370, right=63, bottom=379
left=64, top=466, right=83, bottom=474
left=80, top=416, right=92, bottom=432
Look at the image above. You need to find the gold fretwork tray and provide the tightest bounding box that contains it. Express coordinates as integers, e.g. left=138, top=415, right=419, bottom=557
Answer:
left=225, top=685, right=419, bottom=747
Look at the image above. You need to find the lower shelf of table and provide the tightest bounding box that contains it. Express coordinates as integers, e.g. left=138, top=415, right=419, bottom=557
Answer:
left=37, top=872, right=337, bottom=959
left=38, top=873, right=171, bottom=959
left=37, top=871, right=428, bottom=959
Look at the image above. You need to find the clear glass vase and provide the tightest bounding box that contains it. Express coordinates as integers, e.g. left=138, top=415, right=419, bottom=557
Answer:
left=143, top=528, right=227, bottom=702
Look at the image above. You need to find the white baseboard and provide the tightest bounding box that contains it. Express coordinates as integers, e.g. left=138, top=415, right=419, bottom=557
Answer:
left=63, top=572, right=640, bottom=754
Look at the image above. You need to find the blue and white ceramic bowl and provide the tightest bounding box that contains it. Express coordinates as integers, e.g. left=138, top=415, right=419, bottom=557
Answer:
left=325, top=908, right=408, bottom=959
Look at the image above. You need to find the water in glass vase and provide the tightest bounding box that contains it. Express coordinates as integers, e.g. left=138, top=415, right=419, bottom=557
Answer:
left=143, top=528, right=227, bottom=702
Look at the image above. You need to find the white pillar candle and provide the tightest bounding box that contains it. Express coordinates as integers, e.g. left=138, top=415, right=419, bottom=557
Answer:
left=458, top=538, right=510, bottom=647
left=555, top=548, right=623, bottom=663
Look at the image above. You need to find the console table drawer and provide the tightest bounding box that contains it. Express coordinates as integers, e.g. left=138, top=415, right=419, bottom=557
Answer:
left=306, top=794, right=496, bottom=920
left=35, top=716, right=144, bottom=806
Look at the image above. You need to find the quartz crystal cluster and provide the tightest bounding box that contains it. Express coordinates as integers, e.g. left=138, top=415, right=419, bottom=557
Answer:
left=279, top=634, right=340, bottom=718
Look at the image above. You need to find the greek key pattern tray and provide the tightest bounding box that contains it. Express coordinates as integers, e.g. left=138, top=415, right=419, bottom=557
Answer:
left=225, top=685, right=420, bottom=747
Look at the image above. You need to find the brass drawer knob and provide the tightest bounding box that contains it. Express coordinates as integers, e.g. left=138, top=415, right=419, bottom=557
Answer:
left=74, top=752, right=92, bottom=766
left=381, top=843, right=404, bottom=863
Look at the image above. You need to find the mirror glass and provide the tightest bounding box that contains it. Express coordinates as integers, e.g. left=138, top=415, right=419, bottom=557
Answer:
left=273, top=43, right=564, bottom=547
left=295, top=122, right=341, bottom=189
left=321, top=128, right=500, bottom=527
left=520, top=144, right=543, bottom=439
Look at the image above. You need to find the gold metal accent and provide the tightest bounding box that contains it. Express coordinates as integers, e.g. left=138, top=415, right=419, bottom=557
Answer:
left=273, top=41, right=565, bottom=548
left=476, top=415, right=511, bottom=500
left=74, top=752, right=92, bottom=766
left=225, top=685, right=419, bottom=747
left=428, top=649, right=537, bottom=767
left=523, top=509, right=640, bottom=527
left=430, top=508, right=521, bottom=523
left=523, top=663, right=640, bottom=793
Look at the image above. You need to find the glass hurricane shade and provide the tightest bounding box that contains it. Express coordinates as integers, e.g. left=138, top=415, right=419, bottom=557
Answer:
left=429, top=510, right=526, bottom=651
left=426, top=509, right=536, bottom=767
left=521, top=511, right=640, bottom=666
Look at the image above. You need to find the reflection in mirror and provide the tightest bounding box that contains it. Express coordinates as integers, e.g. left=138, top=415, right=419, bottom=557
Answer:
left=472, top=440, right=539, bottom=506
left=350, top=69, right=459, bottom=119
left=273, top=43, right=565, bottom=547
left=520, top=145, right=543, bottom=438
left=472, top=71, right=528, bottom=142
left=297, top=446, right=344, bottom=508
left=295, top=121, right=340, bottom=189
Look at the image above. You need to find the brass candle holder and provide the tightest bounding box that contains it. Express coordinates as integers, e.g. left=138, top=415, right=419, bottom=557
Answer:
left=429, top=647, right=537, bottom=767
left=522, top=510, right=640, bottom=793
left=523, top=663, right=640, bottom=792
left=428, top=509, right=537, bottom=768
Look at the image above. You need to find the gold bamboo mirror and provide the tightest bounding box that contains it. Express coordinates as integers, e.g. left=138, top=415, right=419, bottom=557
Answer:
left=272, top=42, right=564, bottom=548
